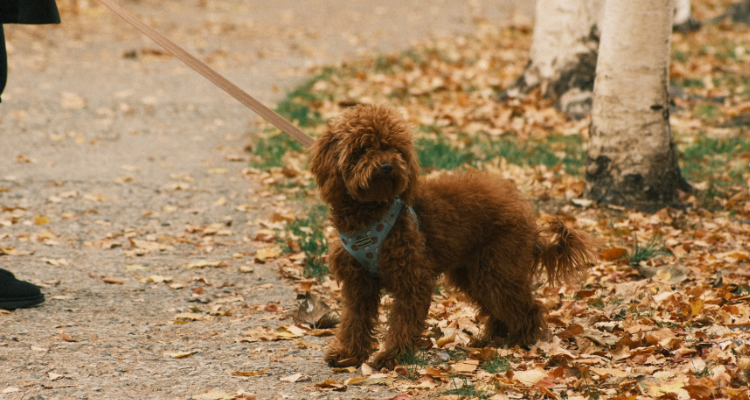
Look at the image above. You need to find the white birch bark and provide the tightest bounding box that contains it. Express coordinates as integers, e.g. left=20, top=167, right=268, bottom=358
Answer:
left=673, top=0, right=692, bottom=25
left=673, top=0, right=701, bottom=32
left=586, top=0, right=690, bottom=212
left=513, top=0, right=604, bottom=111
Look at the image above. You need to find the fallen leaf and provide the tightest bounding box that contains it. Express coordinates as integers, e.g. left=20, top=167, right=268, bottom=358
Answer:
left=639, top=376, right=686, bottom=397
left=231, top=367, right=270, bottom=377
left=140, top=275, right=173, bottom=284
left=239, top=326, right=274, bottom=342
left=514, top=368, right=548, bottom=386
left=292, top=292, right=340, bottom=329
left=452, top=359, right=479, bottom=373
left=125, top=264, right=150, bottom=270
left=47, top=372, right=64, bottom=381
left=346, top=376, right=395, bottom=386
left=437, top=331, right=457, bottom=347
left=332, top=367, right=358, bottom=373
left=598, top=247, right=627, bottom=260
left=166, top=350, right=198, bottom=359
left=191, top=390, right=234, bottom=400
left=41, top=258, right=68, bottom=266
left=314, top=379, right=347, bottom=392
left=256, top=246, right=282, bottom=260
left=174, top=313, right=206, bottom=321
left=280, top=373, right=311, bottom=382
left=273, top=325, right=306, bottom=339
left=61, top=332, right=79, bottom=342
left=102, top=278, right=125, bottom=284
left=186, top=260, right=223, bottom=269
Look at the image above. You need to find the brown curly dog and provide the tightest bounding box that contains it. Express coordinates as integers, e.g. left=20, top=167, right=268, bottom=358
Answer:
left=310, top=104, right=597, bottom=370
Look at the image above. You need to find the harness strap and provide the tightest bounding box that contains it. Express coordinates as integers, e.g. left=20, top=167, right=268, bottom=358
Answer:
left=338, top=198, right=417, bottom=274
left=98, top=0, right=316, bottom=148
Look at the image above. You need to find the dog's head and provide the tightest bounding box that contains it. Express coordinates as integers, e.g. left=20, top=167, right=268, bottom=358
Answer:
left=310, top=104, right=420, bottom=206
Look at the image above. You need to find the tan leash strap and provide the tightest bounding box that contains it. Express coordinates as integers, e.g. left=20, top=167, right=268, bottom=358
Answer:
left=98, top=0, right=316, bottom=149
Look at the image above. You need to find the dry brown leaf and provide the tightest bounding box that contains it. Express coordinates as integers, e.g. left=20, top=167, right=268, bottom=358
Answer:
left=231, top=368, right=270, bottom=377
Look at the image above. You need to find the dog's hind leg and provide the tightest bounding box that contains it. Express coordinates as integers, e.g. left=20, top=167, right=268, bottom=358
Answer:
left=446, top=254, right=547, bottom=347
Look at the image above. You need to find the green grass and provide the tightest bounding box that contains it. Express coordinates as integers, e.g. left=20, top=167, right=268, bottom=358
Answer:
left=629, top=235, right=666, bottom=266
left=481, top=355, right=510, bottom=374
left=251, top=132, right=305, bottom=168
left=416, top=129, right=586, bottom=174
left=443, top=378, right=492, bottom=399
left=283, top=204, right=330, bottom=278
left=693, top=103, right=721, bottom=122
left=250, top=69, right=334, bottom=168
left=416, top=135, right=476, bottom=171
left=679, top=134, right=750, bottom=187
left=396, top=345, right=430, bottom=379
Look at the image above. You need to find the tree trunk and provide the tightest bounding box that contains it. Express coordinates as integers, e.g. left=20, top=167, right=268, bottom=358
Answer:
left=513, top=0, right=698, bottom=117
left=585, top=0, right=691, bottom=213
left=511, top=0, right=604, bottom=117
left=730, top=0, right=750, bottom=24
left=673, top=0, right=701, bottom=32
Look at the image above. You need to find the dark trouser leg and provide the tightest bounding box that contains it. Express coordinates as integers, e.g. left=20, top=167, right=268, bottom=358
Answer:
left=1, top=25, right=7, bottom=103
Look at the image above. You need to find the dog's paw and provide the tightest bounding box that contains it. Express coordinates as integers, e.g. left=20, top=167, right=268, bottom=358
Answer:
left=324, top=346, right=363, bottom=367
left=370, top=351, right=398, bottom=370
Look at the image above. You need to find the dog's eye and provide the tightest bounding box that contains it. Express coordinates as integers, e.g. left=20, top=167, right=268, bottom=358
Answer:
left=358, top=146, right=370, bottom=156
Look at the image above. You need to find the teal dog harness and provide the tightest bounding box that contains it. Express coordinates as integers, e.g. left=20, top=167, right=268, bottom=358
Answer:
left=338, top=198, right=418, bottom=274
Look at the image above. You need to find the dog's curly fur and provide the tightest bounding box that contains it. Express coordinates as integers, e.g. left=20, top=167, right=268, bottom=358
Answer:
left=311, top=104, right=597, bottom=370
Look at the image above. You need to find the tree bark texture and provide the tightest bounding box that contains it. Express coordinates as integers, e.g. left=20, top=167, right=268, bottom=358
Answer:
left=586, top=0, right=690, bottom=213
left=512, top=0, right=604, bottom=116
left=673, top=0, right=701, bottom=33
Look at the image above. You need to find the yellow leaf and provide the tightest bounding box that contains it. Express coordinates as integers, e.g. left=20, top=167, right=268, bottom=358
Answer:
left=294, top=340, right=324, bottom=349
left=274, top=325, right=304, bottom=339
left=690, top=297, right=705, bottom=317
left=125, top=264, right=150, bottom=271
left=256, top=246, right=282, bottom=260
left=186, top=260, right=222, bottom=269
left=34, top=215, right=50, bottom=225
left=436, top=332, right=456, bottom=347
left=333, top=367, right=357, bottom=373
left=231, top=368, right=270, bottom=377
left=174, top=313, right=206, bottom=321
left=165, top=351, right=197, bottom=359
left=191, top=390, right=234, bottom=400
left=452, top=359, right=479, bottom=373
left=514, top=368, right=548, bottom=386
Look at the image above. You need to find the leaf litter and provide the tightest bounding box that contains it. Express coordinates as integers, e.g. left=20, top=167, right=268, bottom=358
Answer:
left=2, top=0, right=749, bottom=399
left=239, top=0, right=750, bottom=398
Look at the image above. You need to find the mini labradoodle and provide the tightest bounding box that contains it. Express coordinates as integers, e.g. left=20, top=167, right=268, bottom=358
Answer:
left=310, top=104, right=596, bottom=370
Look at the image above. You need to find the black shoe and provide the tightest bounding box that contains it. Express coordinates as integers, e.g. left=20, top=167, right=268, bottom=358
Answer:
left=0, top=268, right=45, bottom=310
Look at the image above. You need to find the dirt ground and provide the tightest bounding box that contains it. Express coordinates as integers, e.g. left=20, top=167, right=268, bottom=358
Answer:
left=0, top=1, right=532, bottom=399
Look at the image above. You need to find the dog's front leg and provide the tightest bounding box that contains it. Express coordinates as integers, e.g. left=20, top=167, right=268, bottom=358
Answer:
left=370, top=266, right=434, bottom=370
left=324, top=254, right=381, bottom=367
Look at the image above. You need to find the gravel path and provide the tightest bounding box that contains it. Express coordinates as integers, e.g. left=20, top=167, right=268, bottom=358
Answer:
left=0, top=1, right=532, bottom=399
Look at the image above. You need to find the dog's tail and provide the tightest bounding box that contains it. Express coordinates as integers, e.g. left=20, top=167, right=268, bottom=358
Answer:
left=532, top=218, right=598, bottom=286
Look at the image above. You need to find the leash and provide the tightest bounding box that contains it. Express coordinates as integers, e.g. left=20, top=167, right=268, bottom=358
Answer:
left=97, top=0, right=316, bottom=149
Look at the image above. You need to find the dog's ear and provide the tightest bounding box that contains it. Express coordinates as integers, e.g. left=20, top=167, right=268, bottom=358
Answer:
left=399, top=140, right=421, bottom=206
left=310, top=124, right=348, bottom=206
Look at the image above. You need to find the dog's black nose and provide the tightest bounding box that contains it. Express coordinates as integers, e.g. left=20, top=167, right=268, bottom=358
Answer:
left=380, top=162, right=393, bottom=175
